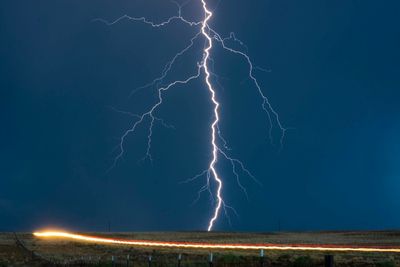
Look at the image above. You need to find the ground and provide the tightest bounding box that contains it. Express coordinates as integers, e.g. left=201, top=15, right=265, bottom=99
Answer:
left=1, top=231, right=400, bottom=266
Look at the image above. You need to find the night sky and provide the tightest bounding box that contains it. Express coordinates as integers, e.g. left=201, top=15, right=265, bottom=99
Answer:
left=1, top=0, right=400, bottom=232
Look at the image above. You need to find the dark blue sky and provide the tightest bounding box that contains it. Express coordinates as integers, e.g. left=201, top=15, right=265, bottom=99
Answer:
left=1, top=0, right=400, bottom=232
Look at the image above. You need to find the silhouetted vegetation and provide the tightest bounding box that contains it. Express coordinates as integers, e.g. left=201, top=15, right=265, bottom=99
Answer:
left=376, top=261, right=396, bottom=267
left=290, top=256, right=314, bottom=267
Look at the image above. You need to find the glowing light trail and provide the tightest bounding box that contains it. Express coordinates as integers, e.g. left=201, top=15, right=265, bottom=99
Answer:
left=96, top=0, right=287, bottom=230
left=34, top=232, right=400, bottom=253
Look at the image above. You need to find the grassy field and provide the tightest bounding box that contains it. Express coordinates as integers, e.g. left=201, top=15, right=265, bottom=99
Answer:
left=1, top=231, right=400, bottom=266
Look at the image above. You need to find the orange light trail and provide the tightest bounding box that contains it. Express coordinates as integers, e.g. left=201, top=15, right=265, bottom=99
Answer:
left=33, top=231, right=400, bottom=253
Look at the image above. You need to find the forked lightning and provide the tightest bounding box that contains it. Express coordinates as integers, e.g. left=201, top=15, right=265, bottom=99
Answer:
left=95, top=0, right=286, bottom=231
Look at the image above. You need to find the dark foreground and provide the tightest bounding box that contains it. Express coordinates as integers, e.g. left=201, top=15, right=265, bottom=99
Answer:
left=1, top=231, right=400, bottom=266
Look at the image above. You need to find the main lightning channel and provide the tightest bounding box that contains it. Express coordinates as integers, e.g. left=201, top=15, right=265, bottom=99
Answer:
left=200, top=0, right=222, bottom=232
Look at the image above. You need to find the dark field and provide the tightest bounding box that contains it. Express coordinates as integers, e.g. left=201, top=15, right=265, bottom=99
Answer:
left=1, top=231, right=400, bottom=266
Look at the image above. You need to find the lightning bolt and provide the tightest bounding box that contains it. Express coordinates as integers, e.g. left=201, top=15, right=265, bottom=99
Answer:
left=95, top=0, right=287, bottom=231
left=200, top=0, right=222, bottom=232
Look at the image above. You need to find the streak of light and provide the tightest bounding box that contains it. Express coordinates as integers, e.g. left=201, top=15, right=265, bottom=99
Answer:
left=33, top=231, right=400, bottom=253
